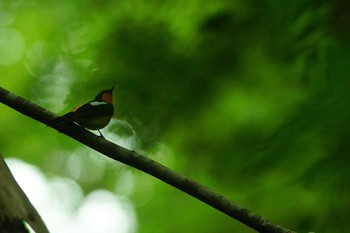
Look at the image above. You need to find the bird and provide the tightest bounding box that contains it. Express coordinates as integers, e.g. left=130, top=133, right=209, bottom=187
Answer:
left=52, top=87, right=115, bottom=138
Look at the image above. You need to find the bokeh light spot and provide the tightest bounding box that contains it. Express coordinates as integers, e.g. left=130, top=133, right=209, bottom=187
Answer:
left=0, top=27, right=25, bottom=65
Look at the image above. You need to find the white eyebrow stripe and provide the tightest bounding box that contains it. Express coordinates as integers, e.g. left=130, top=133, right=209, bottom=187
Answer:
left=89, top=101, right=108, bottom=106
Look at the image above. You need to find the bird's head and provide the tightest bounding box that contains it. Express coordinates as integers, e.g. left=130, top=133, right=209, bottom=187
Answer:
left=94, top=86, right=114, bottom=103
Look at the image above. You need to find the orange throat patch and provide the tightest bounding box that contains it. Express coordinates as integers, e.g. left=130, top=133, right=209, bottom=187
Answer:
left=102, top=93, right=113, bottom=104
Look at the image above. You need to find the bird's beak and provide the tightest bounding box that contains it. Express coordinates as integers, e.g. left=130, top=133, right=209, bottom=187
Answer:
left=110, top=86, right=115, bottom=92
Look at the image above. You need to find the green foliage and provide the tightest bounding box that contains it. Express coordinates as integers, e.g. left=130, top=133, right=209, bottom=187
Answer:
left=1, top=0, right=350, bottom=232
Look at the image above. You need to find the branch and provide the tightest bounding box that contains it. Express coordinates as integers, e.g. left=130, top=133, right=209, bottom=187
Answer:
left=0, top=86, right=296, bottom=233
left=0, top=156, right=49, bottom=233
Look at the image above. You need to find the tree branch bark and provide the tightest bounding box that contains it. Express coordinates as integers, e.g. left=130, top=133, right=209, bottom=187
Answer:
left=0, top=86, right=296, bottom=233
left=0, top=156, right=49, bottom=233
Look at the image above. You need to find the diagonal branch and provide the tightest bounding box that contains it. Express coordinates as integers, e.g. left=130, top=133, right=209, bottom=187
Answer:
left=0, top=86, right=296, bottom=233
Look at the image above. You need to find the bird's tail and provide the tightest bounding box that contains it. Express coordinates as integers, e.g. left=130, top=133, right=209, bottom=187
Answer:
left=48, top=112, right=74, bottom=126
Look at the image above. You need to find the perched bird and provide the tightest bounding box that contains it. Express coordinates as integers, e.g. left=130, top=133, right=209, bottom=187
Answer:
left=52, top=87, right=115, bottom=138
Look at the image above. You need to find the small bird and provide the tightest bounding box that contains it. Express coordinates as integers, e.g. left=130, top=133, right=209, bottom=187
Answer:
left=52, top=87, right=115, bottom=138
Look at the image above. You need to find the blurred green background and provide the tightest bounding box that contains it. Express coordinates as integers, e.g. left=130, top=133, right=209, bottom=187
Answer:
left=1, top=0, right=350, bottom=232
